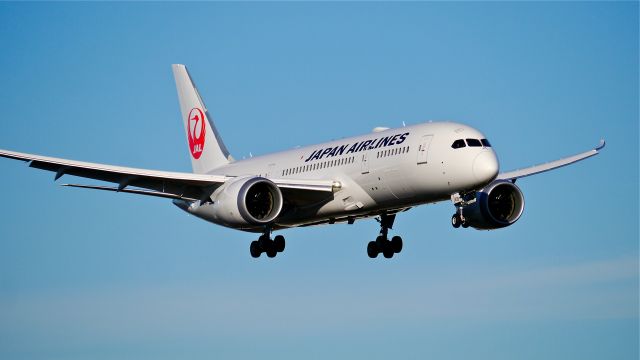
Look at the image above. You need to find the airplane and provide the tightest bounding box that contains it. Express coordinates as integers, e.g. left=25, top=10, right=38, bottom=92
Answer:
left=0, top=64, right=605, bottom=259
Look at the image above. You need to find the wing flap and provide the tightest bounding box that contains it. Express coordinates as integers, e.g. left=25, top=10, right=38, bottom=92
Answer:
left=61, top=183, right=200, bottom=201
left=271, top=178, right=338, bottom=193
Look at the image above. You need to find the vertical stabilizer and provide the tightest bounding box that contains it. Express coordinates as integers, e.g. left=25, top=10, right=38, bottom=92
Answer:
left=172, top=64, right=233, bottom=174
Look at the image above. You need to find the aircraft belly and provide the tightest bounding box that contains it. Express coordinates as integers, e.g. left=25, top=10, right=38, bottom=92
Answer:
left=383, top=168, right=416, bottom=200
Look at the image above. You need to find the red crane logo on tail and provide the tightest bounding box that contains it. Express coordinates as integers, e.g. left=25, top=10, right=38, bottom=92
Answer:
left=187, top=108, right=206, bottom=159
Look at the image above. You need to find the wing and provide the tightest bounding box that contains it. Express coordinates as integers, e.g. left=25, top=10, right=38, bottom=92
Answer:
left=497, top=140, right=605, bottom=181
left=0, top=149, right=337, bottom=202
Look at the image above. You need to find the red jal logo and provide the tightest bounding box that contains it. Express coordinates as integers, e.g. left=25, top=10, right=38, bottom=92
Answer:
left=187, top=108, right=206, bottom=159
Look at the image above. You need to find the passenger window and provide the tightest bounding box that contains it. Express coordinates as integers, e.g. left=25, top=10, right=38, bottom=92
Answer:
left=451, top=139, right=466, bottom=149
left=481, top=139, right=491, bottom=147
left=466, top=139, right=482, bottom=147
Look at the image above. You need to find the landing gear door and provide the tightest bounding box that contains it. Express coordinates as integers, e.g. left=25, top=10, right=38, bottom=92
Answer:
left=416, top=135, right=433, bottom=165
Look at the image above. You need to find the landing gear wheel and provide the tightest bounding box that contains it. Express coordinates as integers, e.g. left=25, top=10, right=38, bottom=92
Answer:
left=251, top=227, right=286, bottom=259
left=461, top=220, right=469, bottom=228
left=369, top=214, right=403, bottom=259
left=367, top=241, right=379, bottom=258
left=391, top=236, right=403, bottom=253
left=250, top=241, right=262, bottom=258
left=273, top=235, right=285, bottom=252
left=258, top=234, right=270, bottom=249
left=266, top=246, right=277, bottom=258
left=451, top=214, right=461, bottom=228
left=382, top=246, right=394, bottom=259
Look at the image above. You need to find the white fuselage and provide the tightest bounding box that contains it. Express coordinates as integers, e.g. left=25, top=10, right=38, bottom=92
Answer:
left=181, top=121, right=499, bottom=230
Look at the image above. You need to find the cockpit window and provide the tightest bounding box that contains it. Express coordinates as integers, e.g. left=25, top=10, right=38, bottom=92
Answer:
left=481, top=139, right=491, bottom=147
left=451, top=139, right=466, bottom=149
left=466, top=138, right=482, bottom=147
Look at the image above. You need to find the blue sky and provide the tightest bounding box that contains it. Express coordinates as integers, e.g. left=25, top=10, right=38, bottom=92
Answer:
left=0, top=2, right=637, bottom=359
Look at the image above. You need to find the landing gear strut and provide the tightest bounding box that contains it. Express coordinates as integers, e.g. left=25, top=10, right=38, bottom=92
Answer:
left=451, top=210, right=469, bottom=229
left=451, top=192, right=473, bottom=229
left=250, top=226, right=285, bottom=258
left=367, top=214, right=403, bottom=259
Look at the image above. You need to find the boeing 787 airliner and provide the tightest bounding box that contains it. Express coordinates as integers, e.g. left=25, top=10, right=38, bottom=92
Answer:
left=0, top=65, right=605, bottom=259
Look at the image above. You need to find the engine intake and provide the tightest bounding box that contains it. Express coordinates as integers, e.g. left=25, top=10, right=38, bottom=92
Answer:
left=208, top=176, right=283, bottom=228
left=243, top=180, right=280, bottom=222
left=461, top=180, right=525, bottom=230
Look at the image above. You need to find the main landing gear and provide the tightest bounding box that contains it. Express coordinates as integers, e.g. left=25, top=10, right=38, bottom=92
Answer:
left=250, top=227, right=285, bottom=258
left=367, top=214, right=403, bottom=259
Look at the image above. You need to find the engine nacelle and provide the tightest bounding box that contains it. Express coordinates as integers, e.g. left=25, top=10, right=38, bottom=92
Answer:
left=208, top=176, right=283, bottom=228
left=461, top=180, right=525, bottom=230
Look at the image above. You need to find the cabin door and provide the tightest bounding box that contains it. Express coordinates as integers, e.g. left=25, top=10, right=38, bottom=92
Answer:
left=416, top=135, right=433, bottom=165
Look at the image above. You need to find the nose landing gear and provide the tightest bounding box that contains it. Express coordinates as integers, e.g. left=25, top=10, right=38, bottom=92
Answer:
left=451, top=211, right=469, bottom=229
left=451, top=192, right=473, bottom=229
left=367, top=214, right=403, bottom=259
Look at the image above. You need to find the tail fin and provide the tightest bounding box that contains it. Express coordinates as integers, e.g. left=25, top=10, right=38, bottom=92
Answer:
left=172, top=64, right=233, bottom=174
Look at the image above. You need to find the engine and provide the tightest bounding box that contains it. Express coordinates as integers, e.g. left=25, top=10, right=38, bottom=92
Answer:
left=460, top=180, right=525, bottom=230
left=207, top=176, right=284, bottom=228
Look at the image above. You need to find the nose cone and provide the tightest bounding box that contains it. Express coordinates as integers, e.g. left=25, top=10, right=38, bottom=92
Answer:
left=473, top=151, right=499, bottom=184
